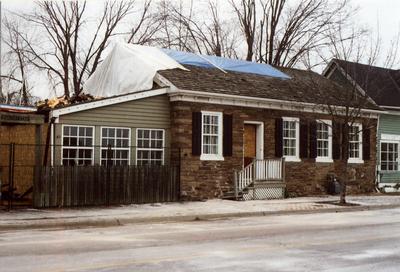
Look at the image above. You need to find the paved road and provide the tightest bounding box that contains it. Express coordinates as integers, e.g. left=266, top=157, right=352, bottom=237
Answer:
left=0, top=208, right=400, bottom=272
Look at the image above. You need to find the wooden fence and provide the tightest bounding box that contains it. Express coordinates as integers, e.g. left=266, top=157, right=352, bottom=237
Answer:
left=33, top=165, right=180, bottom=208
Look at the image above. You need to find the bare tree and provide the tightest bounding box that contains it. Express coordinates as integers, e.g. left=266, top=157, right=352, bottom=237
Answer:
left=1, top=17, right=33, bottom=105
left=156, top=0, right=239, bottom=58
left=230, top=0, right=355, bottom=67
left=13, top=0, right=142, bottom=99
left=311, top=26, right=400, bottom=204
left=231, top=0, right=256, bottom=61
left=125, top=0, right=162, bottom=45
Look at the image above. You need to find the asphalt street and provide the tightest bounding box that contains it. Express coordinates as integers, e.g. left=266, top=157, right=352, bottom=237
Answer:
left=0, top=208, right=399, bottom=272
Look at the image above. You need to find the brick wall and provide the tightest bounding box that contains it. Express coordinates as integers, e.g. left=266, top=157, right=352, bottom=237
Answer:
left=171, top=101, right=377, bottom=200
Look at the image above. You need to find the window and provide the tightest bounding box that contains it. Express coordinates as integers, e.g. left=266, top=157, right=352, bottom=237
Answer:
left=316, top=120, right=332, bottom=162
left=381, top=142, right=398, bottom=171
left=348, top=123, right=363, bottom=163
left=62, top=125, right=94, bottom=166
left=101, top=127, right=130, bottom=166
left=136, top=129, right=164, bottom=165
left=201, top=111, right=223, bottom=160
left=282, top=117, right=299, bottom=161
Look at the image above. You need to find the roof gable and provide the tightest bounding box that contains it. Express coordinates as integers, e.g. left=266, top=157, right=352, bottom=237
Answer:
left=328, top=59, right=400, bottom=108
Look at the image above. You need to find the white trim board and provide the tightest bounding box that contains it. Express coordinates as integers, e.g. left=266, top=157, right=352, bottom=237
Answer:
left=50, top=88, right=169, bottom=120
left=168, top=89, right=383, bottom=118
left=381, top=134, right=400, bottom=141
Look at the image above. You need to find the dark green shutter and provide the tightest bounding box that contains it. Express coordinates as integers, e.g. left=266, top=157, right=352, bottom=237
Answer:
left=309, top=121, right=317, bottom=159
left=300, top=120, right=308, bottom=158
left=192, top=112, right=202, bottom=156
left=223, top=114, right=233, bottom=156
left=275, top=118, right=283, bottom=158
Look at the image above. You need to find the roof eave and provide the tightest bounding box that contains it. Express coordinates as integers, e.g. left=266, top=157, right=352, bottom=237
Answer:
left=168, top=88, right=384, bottom=118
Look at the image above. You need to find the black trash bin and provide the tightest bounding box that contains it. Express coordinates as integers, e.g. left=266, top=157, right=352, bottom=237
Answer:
left=327, top=174, right=341, bottom=195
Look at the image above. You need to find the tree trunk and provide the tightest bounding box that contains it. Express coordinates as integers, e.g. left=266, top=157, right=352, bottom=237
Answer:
left=339, top=161, right=348, bottom=204
left=339, top=124, right=350, bottom=204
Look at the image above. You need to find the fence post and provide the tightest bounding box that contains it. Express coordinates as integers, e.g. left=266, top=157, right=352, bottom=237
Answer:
left=106, top=144, right=112, bottom=205
left=8, top=143, right=15, bottom=211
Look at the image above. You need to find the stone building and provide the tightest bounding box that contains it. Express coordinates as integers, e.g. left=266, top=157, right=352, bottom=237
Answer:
left=46, top=47, right=383, bottom=200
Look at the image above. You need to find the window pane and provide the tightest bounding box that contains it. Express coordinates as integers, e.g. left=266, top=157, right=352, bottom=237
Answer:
left=100, top=127, right=130, bottom=165
left=202, top=114, right=220, bottom=156
left=136, top=129, right=164, bottom=165
left=71, top=126, right=77, bottom=136
left=63, top=126, right=70, bottom=136
left=282, top=120, right=298, bottom=158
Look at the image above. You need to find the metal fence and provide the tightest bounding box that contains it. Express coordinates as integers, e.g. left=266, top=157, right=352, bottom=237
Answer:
left=0, top=144, right=181, bottom=209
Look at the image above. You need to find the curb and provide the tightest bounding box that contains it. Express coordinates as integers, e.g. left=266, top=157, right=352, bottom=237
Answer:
left=0, top=203, right=399, bottom=231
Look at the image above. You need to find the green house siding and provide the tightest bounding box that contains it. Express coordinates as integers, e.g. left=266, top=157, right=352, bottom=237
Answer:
left=377, top=113, right=400, bottom=183
left=53, top=94, right=171, bottom=165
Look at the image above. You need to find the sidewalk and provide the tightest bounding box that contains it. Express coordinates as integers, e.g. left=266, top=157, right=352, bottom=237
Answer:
left=1, top=195, right=400, bottom=231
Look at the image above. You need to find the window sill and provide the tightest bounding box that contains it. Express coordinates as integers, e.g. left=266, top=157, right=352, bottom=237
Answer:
left=315, top=158, right=334, bottom=163
left=200, top=154, right=224, bottom=161
left=348, top=158, right=364, bottom=164
left=284, top=156, right=301, bottom=162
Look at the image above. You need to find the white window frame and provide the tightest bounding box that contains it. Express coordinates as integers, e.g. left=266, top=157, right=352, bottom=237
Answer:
left=282, top=117, right=300, bottom=162
left=61, top=124, right=95, bottom=166
left=100, top=126, right=131, bottom=166
left=380, top=140, right=399, bottom=172
left=348, top=123, right=364, bottom=164
left=200, top=111, right=224, bottom=161
left=316, top=120, right=333, bottom=163
left=135, top=128, right=165, bottom=165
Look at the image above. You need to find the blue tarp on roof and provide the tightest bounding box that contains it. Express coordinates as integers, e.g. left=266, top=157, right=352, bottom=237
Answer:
left=161, top=48, right=290, bottom=79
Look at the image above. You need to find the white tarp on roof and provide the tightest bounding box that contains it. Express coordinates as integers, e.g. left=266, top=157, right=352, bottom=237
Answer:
left=83, top=43, right=187, bottom=97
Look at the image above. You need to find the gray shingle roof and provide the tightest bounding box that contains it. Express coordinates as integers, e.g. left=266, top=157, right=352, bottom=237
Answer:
left=332, top=59, right=400, bottom=108
left=159, top=64, right=379, bottom=110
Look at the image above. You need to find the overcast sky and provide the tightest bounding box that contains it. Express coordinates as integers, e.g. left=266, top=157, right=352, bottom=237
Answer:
left=2, top=0, right=400, bottom=99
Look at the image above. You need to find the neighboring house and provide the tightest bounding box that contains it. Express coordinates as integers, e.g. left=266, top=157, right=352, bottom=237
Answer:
left=45, top=46, right=382, bottom=201
left=324, top=59, right=400, bottom=192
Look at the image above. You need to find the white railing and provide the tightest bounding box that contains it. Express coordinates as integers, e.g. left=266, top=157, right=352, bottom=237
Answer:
left=254, top=158, right=283, bottom=181
left=234, top=158, right=285, bottom=198
left=237, top=162, right=254, bottom=192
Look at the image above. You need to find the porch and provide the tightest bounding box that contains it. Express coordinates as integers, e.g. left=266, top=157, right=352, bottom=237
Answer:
left=230, top=158, right=286, bottom=200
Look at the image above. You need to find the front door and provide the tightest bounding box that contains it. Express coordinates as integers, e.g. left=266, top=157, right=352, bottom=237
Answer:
left=244, top=124, right=257, bottom=167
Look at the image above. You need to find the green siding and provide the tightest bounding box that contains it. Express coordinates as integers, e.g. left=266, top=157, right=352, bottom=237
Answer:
left=58, top=94, right=170, bottom=128
left=378, top=113, right=400, bottom=183
left=53, top=94, right=171, bottom=165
